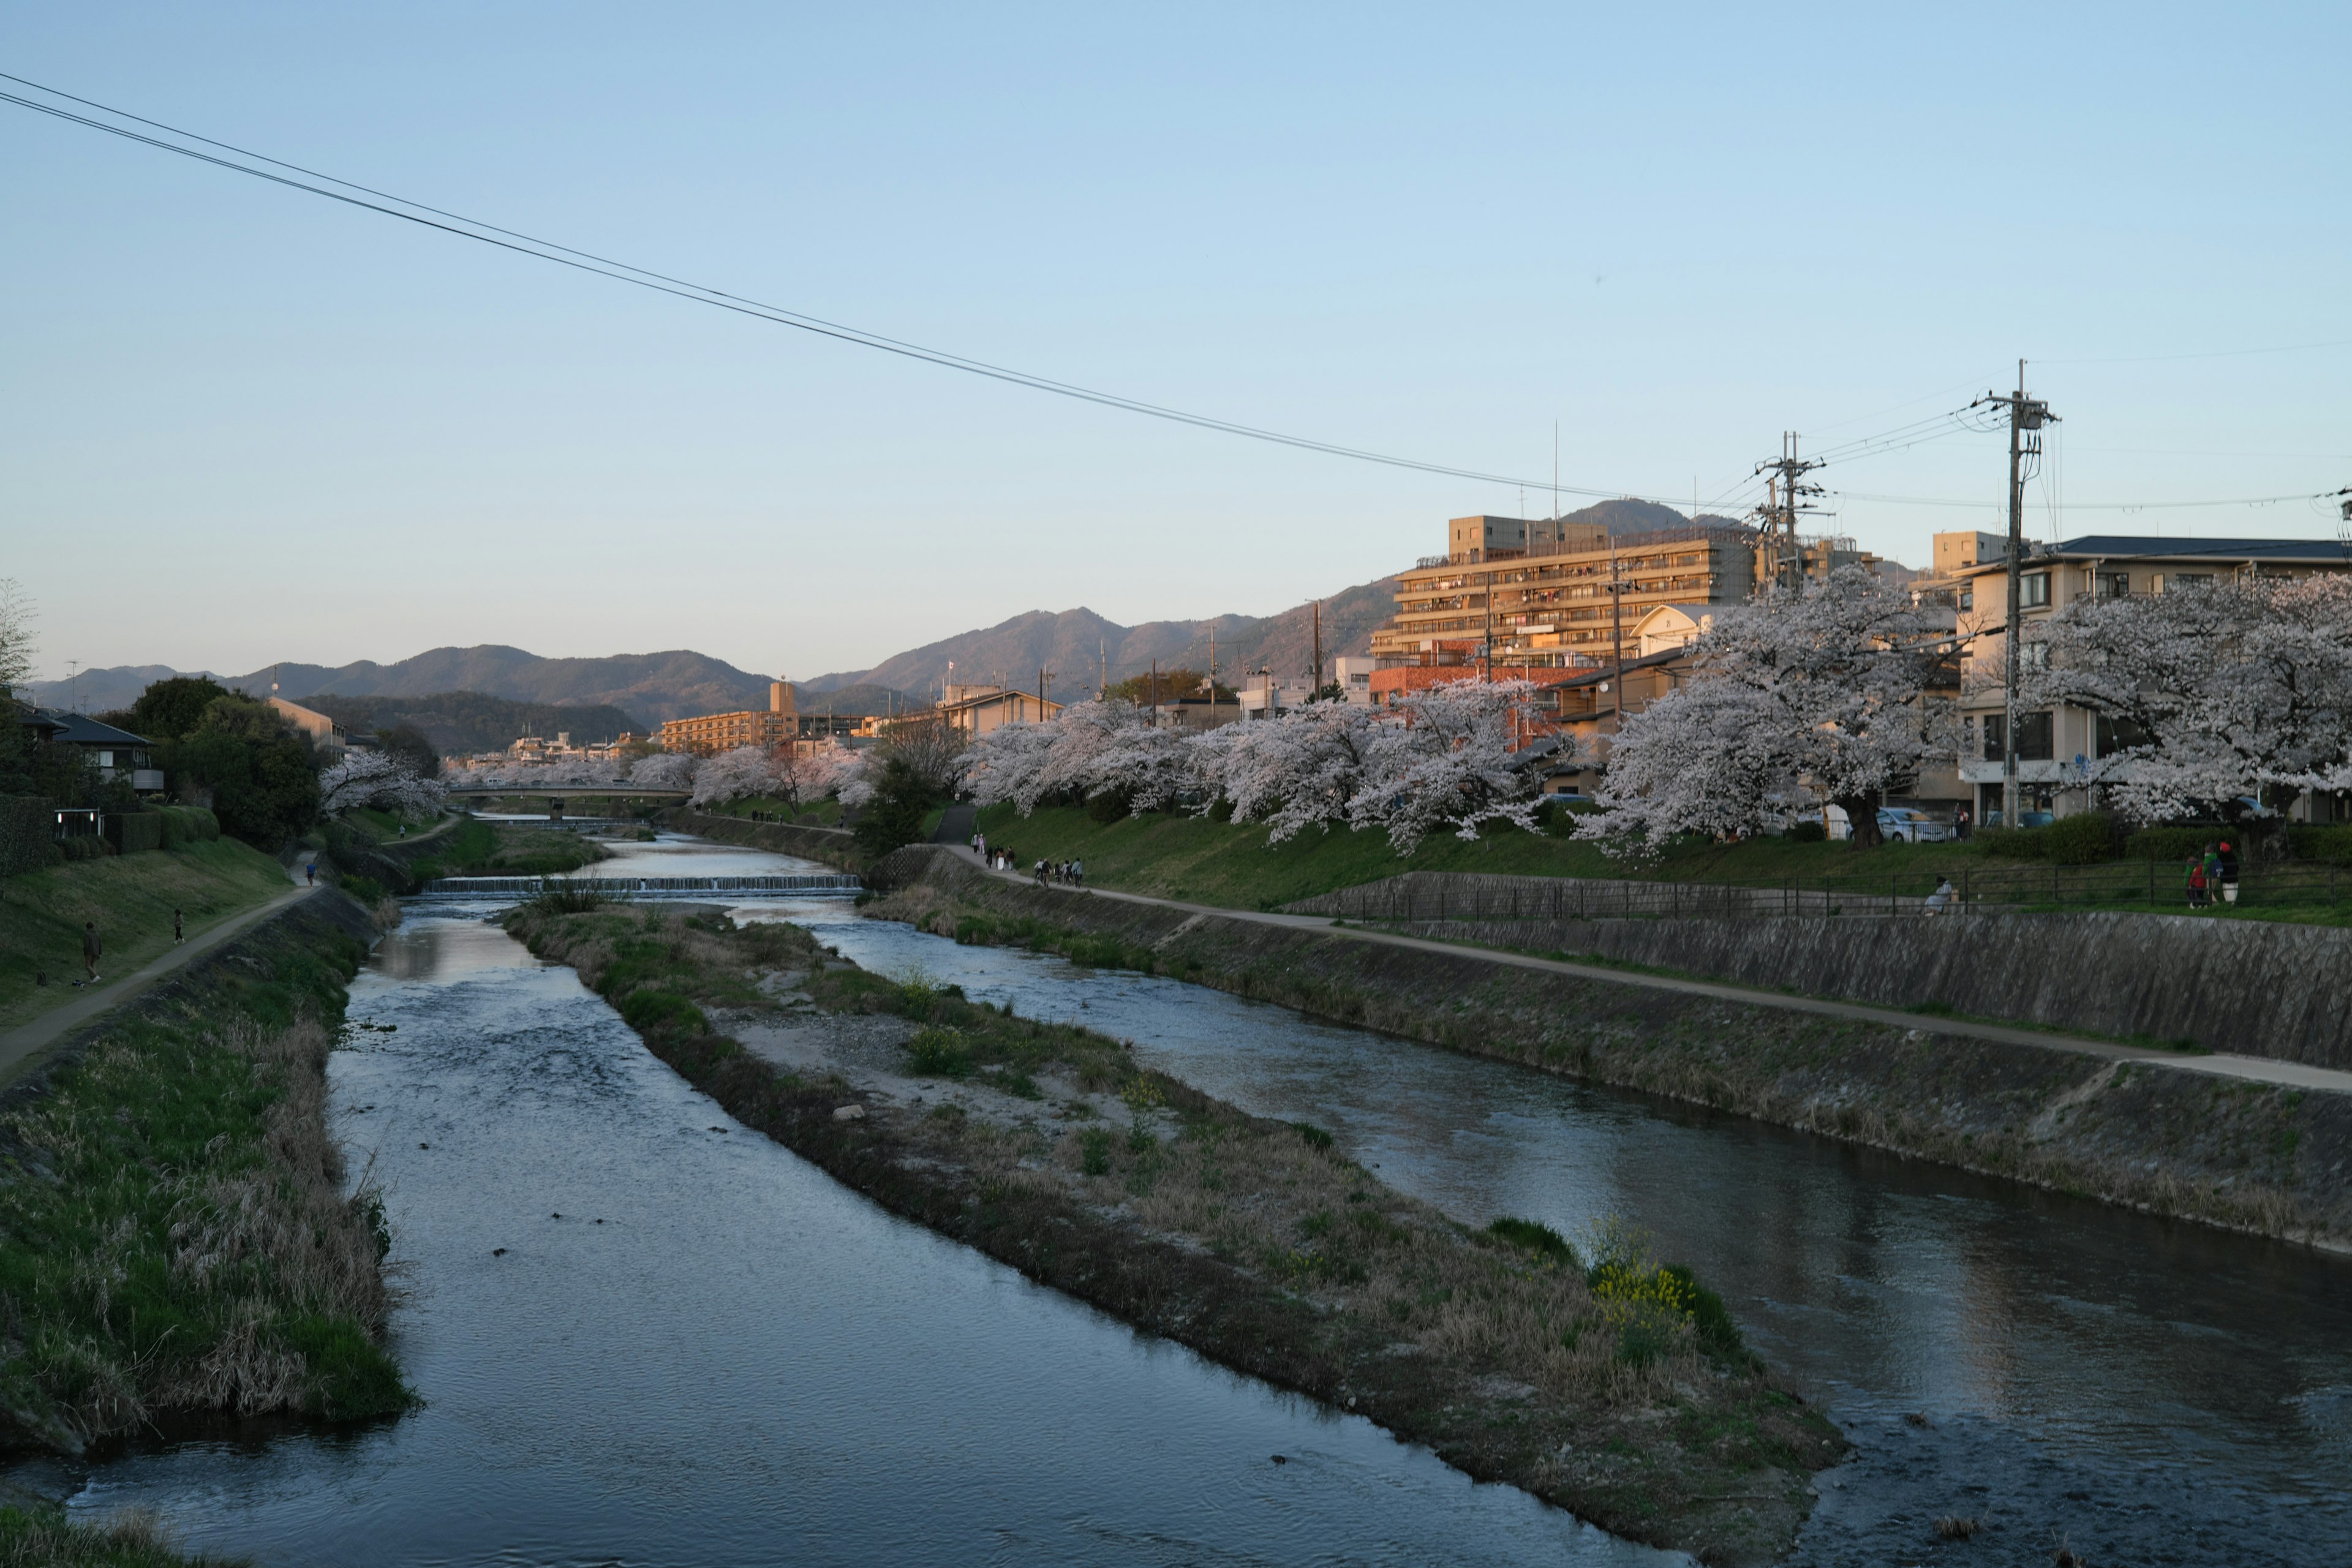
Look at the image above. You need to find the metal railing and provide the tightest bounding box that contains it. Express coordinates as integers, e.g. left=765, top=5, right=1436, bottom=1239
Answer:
left=420, top=873, right=862, bottom=897
left=1297, top=862, right=2352, bottom=923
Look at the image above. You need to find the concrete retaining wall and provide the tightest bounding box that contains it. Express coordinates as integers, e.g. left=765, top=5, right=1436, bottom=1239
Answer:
left=1302, top=873, right=2352, bottom=1067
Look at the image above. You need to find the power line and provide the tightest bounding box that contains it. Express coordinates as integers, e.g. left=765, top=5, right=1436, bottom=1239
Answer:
left=0, top=73, right=1682, bottom=507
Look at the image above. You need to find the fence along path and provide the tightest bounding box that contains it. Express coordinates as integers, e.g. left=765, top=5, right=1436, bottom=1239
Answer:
left=1286, top=860, right=2352, bottom=922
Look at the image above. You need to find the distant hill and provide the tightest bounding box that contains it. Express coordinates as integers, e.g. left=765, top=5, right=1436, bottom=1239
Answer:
left=296, top=692, right=646, bottom=755
left=801, top=575, right=1401, bottom=701
left=25, top=648, right=916, bottom=727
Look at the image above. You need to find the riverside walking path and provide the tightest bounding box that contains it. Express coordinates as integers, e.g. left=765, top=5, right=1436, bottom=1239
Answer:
left=0, top=876, right=323, bottom=1088
left=944, top=846, right=2352, bottom=1098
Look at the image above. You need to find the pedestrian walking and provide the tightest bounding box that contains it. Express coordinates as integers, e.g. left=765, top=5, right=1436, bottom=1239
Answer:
left=173, top=907, right=184, bottom=944
left=1035, top=858, right=1047, bottom=888
left=2185, top=854, right=2209, bottom=909
left=1954, top=805, right=1972, bottom=841
left=2217, top=840, right=2241, bottom=905
left=1072, top=858, right=1085, bottom=889
left=81, top=921, right=102, bottom=984
left=304, top=861, right=316, bottom=886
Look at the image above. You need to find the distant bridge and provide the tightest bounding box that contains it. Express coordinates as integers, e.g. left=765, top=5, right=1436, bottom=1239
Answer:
left=445, top=785, right=690, bottom=801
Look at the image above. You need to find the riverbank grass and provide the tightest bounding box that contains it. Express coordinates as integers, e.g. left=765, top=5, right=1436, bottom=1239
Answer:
left=0, top=1502, right=242, bottom=1566
left=507, top=900, right=1844, bottom=1562
left=0, top=839, right=291, bottom=1035
left=406, top=819, right=610, bottom=881
left=0, top=905, right=409, bottom=1453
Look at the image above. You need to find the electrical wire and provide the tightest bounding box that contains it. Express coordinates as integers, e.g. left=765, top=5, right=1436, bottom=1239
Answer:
left=0, top=74, right=1676, bottom=507
left=6, top=72, right=2339, bottom=527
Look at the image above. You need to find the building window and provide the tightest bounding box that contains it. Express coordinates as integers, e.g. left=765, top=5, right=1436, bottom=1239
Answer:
left=1980, top=714, right=2003, bottom=761
left=2156, top=572, right=2213, bottom=594
left=2019, top=641, right=2049, bottom=671
left=2096, top=713, right=2152, bottom=757
left=2016, top=711, right=2054, bottom=761
left=2096, top=570, right=2130, bottom=599
left=1958, top=588, right=1973, bottom=612
left=2020, top=571, right=2051, bottom=609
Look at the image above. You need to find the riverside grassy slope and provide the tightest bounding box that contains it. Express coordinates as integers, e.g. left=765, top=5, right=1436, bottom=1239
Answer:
left=0, top=892, right=408, bottom=1460
left=0, top=838, right=293, bottom=1035
left=505, top=897, right=1842, bottom=1566
left=870, top=848, right=2352, bottom=1250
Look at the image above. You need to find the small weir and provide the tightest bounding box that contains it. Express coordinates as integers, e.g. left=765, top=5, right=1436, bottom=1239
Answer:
left=420, top=872, right=864, bottom=896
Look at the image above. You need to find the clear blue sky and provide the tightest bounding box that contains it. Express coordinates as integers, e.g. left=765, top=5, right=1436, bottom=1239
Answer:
left=5, top=3, right=2347, bottom=684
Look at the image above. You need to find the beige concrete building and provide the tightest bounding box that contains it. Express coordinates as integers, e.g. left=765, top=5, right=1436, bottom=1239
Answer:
left=934, top=688, right=1063, bottom=739
left=1954, top=536, right=2352, bottom=823
left=657, top=682, right=799, bottom=756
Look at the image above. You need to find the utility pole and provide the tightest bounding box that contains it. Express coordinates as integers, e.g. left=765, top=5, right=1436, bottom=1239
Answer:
left=1311, top=601, right=1324, bottom=696
left=1208, top=628, right=1217, bottom=728
left=1751, top=433, right=1826, bottom=592
left=1973, top=363, right=2057, bottom=827
left=1607, top=531, right=1626, bottom=731
left=1038, top=665, right=1054, bottom=720
left=1149, top=658, right=1159, bottom=723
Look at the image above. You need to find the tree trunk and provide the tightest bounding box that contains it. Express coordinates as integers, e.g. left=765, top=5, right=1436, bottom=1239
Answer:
left=1835, top=791, right=1885, bottom=848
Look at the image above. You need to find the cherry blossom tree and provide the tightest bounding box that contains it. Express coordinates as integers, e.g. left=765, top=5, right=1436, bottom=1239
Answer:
left=628, top=752, right=699, bottom=791
left=1578, top=567, right=1951, bottom=853
left=690, top=746, right=777, bottom=807
left=2021, top=572, right=2352, bottom=820
left=1208, top=699, right=1384, bottom=843
left=1348, top=678, right=1554, bottom=853
left=319, top=750, right=448, bottom=816
left=961, top=720, right=1060, bottom=811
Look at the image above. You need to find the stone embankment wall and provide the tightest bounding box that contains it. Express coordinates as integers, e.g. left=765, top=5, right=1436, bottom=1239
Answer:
left=867, top=846, right=2352, bottom=1249
left=661, top=809, right=862, bottom=871
left=1293, top=872, right=2352, bottom=1068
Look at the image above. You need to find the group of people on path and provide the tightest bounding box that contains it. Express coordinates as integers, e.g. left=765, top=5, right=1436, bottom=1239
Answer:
left=968, top=832, right=1084, bottom=889
left=2185, top=840, right=2241, bottom=909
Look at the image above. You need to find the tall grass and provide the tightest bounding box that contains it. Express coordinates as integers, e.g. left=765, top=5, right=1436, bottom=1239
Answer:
left=0, top=914, right=407, bottom=1453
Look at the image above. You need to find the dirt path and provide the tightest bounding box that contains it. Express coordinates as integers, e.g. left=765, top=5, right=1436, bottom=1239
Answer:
left=0, top=883, right=321, bottom=1088
left=944, top=846, right=2352, bottom=1098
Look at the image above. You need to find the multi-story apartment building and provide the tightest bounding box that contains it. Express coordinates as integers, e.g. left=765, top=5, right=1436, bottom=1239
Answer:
left=1370, top=514, right=1783, bottom=703
left=1954, top=535, right=2352, bottom=823
left=656, top=682, right=799, bottom=756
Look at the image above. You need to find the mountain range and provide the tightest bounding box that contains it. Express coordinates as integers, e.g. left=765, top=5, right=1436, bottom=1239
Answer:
left=26, top=500, right=1812, bottom=742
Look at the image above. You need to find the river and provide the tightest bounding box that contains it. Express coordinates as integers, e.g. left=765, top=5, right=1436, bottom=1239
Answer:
left=761, top=900, right=2352, bottom=1567
left=19, top=834, right=1663, bottom=1567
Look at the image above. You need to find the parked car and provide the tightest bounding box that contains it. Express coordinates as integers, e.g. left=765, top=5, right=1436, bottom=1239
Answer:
left=1876, top=807, right=1953, bottom=843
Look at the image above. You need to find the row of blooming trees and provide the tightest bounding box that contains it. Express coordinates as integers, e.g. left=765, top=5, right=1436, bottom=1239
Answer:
left=318, top=750, right=450, bottom=817
left=1578, top=567, right=1953, bottom=852
left=2017, top=572, right=2352, bottom=822
left=962, top=680, right=1555, bottom=852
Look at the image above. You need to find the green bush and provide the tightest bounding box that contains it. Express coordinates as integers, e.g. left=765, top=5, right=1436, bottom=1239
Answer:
left=1660, top=1263, right=1747, bottom=1357
left=619, top=987, right=707, bottom=1036
left=1783, top=820, right=1826, bottom=843
left=1085, top=787, right=1132, bottom=824
left=2042, top=811, right=2120, bottom=864
left=339, top=875, right=386, bottom=905
left=2287, top=824, right=2352, bottom=865
left=2122, top=825, right=2228, bottom=862
left=1486, top=1216, right=1581, bottom=1267
left=1291, top=1121, right=1336, bottom=1150
left=903, top=1027, right=976, bottom=1078
left=59, top=835, right=111, bottom=862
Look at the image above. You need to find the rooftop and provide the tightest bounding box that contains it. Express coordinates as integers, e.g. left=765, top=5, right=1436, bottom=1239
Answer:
left=1961, top=535, right=2352, bottom=571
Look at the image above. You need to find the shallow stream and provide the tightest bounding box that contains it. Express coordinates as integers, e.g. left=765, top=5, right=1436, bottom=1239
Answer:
left=15, top=838, right=1660, bottom=1567
left=767, top=904, right=2352, bottom=1567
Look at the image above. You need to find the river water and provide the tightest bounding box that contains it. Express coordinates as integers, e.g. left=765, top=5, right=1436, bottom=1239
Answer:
left=763, top=905, right=2352, bottom=1567
left=22, top=836, right=1662, bottom=1568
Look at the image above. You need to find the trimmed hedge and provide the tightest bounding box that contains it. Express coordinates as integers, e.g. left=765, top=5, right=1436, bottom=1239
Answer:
left=106, top=812, right=165, bottom=855
left=159, top=805, right=221, bottom=848
left=2124, top=824, right=2234, bottom=862
left=2287, top=824, right=2352, bottom=865
left=0, top=795, right=62, bottom=877
left=1975, top=812, right=2120, bottom=864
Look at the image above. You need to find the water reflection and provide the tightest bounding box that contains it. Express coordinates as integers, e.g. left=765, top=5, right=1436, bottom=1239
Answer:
left=774, top=909, right=2352, bottom=1564
left=34, top=894, right=1664, bottom=1568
